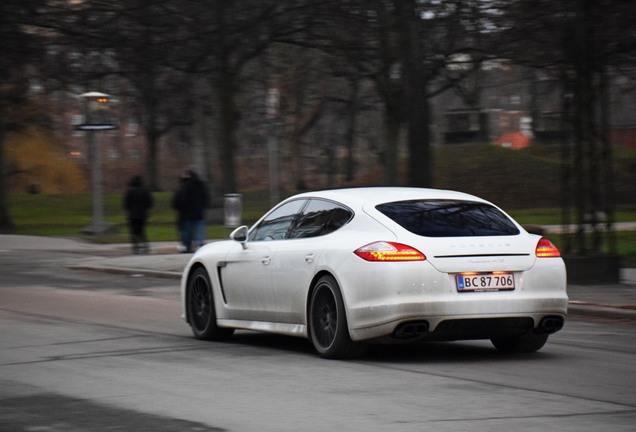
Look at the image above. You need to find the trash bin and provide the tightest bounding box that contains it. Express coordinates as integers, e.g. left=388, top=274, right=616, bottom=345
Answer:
left=224, top=194, right=242, bottom=228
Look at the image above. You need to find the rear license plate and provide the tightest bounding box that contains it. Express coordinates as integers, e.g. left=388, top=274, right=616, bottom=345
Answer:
left=456, top=273, right=515, bottom=292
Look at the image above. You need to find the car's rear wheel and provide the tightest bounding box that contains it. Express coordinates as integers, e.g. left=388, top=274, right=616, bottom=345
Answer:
left=308, top=275, right=366, bottom=359
left=187, top=266, right=234, bottom=340
left=491, top=332, right=548, bottom=353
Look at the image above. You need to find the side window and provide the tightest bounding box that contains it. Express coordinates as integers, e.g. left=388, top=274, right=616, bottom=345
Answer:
left=289, top=199, right=353, bottom=239
left=249, top=200, right=306, bottom=241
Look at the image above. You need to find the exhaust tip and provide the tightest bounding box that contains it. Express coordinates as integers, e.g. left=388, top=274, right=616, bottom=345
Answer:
left=535, top=316, right=564, bottom=334
left=393, top=321, right=429, bottom=339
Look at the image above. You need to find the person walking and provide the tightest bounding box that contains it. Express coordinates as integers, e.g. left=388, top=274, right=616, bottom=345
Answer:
left=123, top=175, right=154, bottom=254
left=172, top=167, right=209, bottom=253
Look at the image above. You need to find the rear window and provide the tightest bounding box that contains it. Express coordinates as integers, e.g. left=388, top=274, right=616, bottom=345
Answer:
left=376, top=199, right=520, bottom=237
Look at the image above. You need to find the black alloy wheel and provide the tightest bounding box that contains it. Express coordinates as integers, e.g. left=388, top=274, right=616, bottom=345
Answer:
left=308, top=275, right=365, bottom=359
left=187, top=266, right=233, bottom=340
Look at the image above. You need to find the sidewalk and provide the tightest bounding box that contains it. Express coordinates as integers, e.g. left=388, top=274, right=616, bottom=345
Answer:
left=1, top=234, right=635, bottom=321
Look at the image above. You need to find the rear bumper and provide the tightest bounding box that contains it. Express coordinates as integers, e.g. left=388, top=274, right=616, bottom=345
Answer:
left=348, top=307, right=567, bottom=342
left=337, top=259, right=568, bottom=342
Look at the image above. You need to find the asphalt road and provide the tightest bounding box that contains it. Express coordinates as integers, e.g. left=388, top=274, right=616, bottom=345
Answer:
left=1, top=248, right=635, bottom=432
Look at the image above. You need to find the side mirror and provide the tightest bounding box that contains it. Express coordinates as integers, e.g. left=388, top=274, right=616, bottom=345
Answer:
left=230, top=225, right=249, bottom=249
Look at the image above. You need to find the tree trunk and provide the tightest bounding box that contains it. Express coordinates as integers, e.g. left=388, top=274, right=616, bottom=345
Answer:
left=400, top=0, right=431, bottom=188
left=407, top=91, right=431, bottom=188
left=0, top=125, right=15, bottom=232
left=566, top=0, right=615, bottom=257
left=344, top=78, right=359, bottom=183
left=215, top=71, right=239, bottom=194
left=144, top=111, right=161, bottom=191
left=383, top=109, right=401, bottom=185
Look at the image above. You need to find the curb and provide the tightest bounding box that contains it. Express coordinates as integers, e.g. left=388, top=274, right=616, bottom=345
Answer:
left=567, top=302, right=636, bottom=321
left=66, top=264, right=182, bottom=280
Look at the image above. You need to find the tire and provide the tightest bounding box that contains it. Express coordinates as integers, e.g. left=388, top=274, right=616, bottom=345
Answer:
left=308, top=275, right=366, bottom=359
left=491, top=332, right=548, bottom=353
left=186, top=266, right=234, bottom=340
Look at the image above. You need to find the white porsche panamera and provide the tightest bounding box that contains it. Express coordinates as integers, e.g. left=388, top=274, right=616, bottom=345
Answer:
left=180, top=187, right=567, bottom=359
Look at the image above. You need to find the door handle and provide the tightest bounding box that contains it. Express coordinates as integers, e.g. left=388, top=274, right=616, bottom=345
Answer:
left=261, top=256, right=271, bottom=265
left=305, top=254, right=314, bottom=263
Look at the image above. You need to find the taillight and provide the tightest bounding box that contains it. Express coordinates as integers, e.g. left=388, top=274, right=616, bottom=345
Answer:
left=354, top=241, right=426, bottom=262
left=536, top=237, right=561, bottom=258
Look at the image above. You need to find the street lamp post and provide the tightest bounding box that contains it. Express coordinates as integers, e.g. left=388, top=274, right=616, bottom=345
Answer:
left=77, top=92, right=117, bottom=235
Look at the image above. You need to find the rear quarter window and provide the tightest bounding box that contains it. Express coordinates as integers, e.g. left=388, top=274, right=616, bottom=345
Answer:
left=376, top=199, right=520, bottom=237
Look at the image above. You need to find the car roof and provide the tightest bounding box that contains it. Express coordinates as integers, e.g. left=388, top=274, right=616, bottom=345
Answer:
left=289, top=187, right=489, bottom=210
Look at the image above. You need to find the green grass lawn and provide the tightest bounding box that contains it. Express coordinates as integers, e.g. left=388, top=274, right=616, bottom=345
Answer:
left=8, top=192, right=230, bottom=243
left=6, top=191, right=636, bottom=264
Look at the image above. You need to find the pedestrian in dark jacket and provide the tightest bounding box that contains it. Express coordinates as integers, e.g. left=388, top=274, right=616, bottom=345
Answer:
left=123, top=175, right=154, bottom=254
left=171, top=167, right=209, bottom=253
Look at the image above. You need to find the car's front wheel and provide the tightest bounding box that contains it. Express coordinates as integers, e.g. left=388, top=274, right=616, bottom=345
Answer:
left=491, top=332, right=548, bottom=353
left=187, top=266, right=234, bottom=340
left=308, top=275, right=365, bottom=359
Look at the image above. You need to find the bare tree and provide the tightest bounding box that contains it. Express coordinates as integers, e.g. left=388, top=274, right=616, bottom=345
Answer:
left=172, top=1, right=312, bottom=195
left=491, top=0, right=636, bottom=262
left=55, top=0, right=196, bottom=191
left=299, top=0, right=493, bottom=186
left=0, top=0, right=52, bottom=231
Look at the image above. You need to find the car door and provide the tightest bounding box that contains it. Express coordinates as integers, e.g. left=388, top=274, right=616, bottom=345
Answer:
left=218, top=199, right=306, bottom=321
left=269, top=199, right=354, bottom=324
